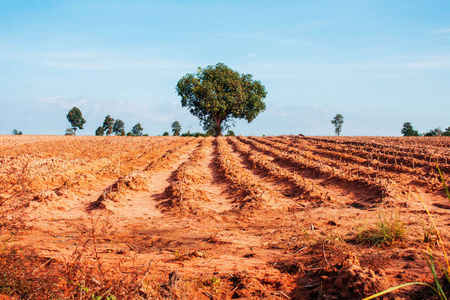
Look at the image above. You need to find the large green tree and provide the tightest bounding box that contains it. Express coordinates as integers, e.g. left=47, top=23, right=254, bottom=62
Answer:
left=331, top=114, right=344, bottom=136
left=102, top=115, right=114, bottom=136
left=176, top=63, right=267, bottom=136
left=66, top=107, right=86, bottom=134
left=171, top=121, right=181, bottom=136
left=401, top=122, right=419, bottom=137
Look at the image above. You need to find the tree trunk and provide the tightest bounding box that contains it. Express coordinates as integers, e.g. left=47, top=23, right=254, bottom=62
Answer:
left=214, top=117, right=222, bottom=136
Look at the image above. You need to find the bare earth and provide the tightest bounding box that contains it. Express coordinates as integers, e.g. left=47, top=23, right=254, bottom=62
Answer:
left=1, top=135, right=450, bottom=299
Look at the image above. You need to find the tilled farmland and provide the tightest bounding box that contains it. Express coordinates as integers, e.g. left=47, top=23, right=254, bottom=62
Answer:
left=1, top=135, right=450, bottom=299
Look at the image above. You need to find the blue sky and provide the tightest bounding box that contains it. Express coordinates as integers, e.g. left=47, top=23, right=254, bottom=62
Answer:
left=1, top=0, right=450, bottom=136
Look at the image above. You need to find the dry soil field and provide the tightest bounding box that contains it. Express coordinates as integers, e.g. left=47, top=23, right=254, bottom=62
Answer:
left=1, top=135, right=450, bottom=299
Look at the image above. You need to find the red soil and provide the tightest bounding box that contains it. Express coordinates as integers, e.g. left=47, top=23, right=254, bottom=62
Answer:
left=0, top=135, right=449, bottom=299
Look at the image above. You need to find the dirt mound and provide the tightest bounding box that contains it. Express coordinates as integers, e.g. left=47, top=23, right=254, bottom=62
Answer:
left=304, top=253, right=392, bottom=300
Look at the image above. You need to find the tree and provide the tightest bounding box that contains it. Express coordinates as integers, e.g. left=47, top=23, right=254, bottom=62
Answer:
left=113, top=119, right=125, bottom=136
left=424, top=127, right=441, bottom=137
left=331, top=114, right=344, bottom=136
left=226, top=130, right=235, bottom=137
left=176, top=63, right=267, bottom=136
left=102, top=115, right=114, bottom=135
left=443, top=126, right=450, bottom=136
left=95, top=126, right=104, bottom=136
left=65, top=128, right=75, bottom=136
left=401, top=122, right=419, bottom=137
left=162, top=131, right=169, bottom=136
left=66, top=107, right=86, bottom=134
left=11, top=129, right=23, bottom=135
left=171, top=121, right=182, bottom=136
left=202, top=117, right=220, bottom=136
left=131, top=123, right=144, bottom=136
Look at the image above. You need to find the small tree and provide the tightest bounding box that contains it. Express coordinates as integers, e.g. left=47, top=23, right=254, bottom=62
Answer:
left=131, top=123, right=144, bottom=136
left=226, top=130, right=235, bottom=137
left=443, top=126, right=450, bottom=136
left=11, top=129, right=23, bottom=135
left=176, top=63, right=267, bottom=136
left=65, top=128, right=75, bottom=136
left=102, top=115, right=115, bottom=136
left=331, top=114, right=344, bottom=136
left=113, top=119, right=125, bottom=136
left=162, top=131, right=169, bottom=136
left=401, top=122, right=419, bottom=137
left=66, top=107, right=86, bottom=135
left=424, top=127, right=441, bottom=137
left=171, top=121, right=182, bottom=136
left=95, top=126, right=104, bottom=136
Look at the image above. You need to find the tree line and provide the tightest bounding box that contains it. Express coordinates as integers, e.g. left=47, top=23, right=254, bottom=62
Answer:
left=65, top=107, right=146, bottom=136
left=401, top=122, right=450, bottom=137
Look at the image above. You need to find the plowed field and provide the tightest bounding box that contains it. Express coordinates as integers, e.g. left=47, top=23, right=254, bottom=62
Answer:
left=1, top=135, right=450, bottom=299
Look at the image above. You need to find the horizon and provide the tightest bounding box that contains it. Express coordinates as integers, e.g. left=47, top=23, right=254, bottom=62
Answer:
left=1, top=1, right=450, bottom=137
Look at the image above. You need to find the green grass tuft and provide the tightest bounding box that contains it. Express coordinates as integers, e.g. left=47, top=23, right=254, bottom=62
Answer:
left=357, top=211, right=406, bottom=246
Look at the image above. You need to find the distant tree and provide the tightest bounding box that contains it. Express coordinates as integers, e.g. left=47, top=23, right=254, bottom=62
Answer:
left=113, top=119, right=125, bottom=136
left=226, top=130, right=235, bottom=137
left=102, top=115, right=115, bottom=135
left=162, top=131, right=169, bottom=136
left=131, top=123, right=144, bottom=136
left=65, top=128, right=75, bottom=136
left=401, top=122, right=419, bottom=137
left=171, top=121, right=182, bottom=136
left=331, top=114, right=344, bottom=136
left=176, top=63, right=267, bottom=136
left=424, top=127, right=441, bottom=137
left=443, top=126, right=450, bottom=136
left=11, top=129, right=23, bottom=135
left=66, top=107, right=86, bottom=134
left=95, top=126, right=104, bottom=136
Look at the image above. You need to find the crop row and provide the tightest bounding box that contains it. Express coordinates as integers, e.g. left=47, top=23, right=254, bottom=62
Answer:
left=300, top=136, right=450, bottom=163
left=227, top=137, right=332, bottom=202
left=272, top=136, right=448, bottom=192
left=215, top=136, right=271, bottom=209
left=90, top=138, right=199, bottom=209
left=241, top=136, right=401, bottom=201
left=162, top=138, right=212, bottom=213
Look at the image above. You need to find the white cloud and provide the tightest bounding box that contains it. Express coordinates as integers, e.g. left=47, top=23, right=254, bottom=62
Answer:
left=37, top=96, right=176, bottom=124
left=1, top=47, right=197, bottom=72
left=430, top=28, right=450, bottom=34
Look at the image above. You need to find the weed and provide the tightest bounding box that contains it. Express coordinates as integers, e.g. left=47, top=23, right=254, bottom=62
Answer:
left=422, top=220, right=438, bottom=244
left=357, top=211, right=406, bottom=246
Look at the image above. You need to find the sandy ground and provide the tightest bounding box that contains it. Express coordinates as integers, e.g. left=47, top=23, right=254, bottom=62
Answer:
left=1, top=135, right=450, bottom=299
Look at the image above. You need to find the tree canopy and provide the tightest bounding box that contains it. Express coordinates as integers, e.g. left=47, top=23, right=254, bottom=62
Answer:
left=131, top=123, right=144, bottom=136
left=113, top=119, right=125, bottom=136
left=66, top=107, right=86, bottom=134
left=95, top=126, right=104, bottom=136
left=331, top=114, right=344, bottom=136
left=11, top=129, right=23, bottom=135
left=424, top=128, right=441, bottom=137
left=176, top=63, right=267, bottom=136
left=443, top=127, right=450, bottom=136
left=401, top=122, right=419, bottom=136
left=102, top=115, right=114, bottom=136
left=171, top=121, right=181, bottom=136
